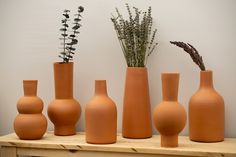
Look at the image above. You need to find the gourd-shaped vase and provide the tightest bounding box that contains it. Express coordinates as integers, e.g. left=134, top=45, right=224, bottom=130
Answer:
left=14, top=80, right=47, bottom=140
left=189, top=70, right=224, bottom=142
left=85, top=80, right=117, bottom=144
left=153, top=73, right=186, bottom=147
left=48, top=62, right=81, bottom=136
left=122, top=67, right=152, bottom=139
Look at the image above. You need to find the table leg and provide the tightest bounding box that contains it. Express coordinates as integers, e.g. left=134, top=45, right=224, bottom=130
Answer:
left=1, top=146, right=17, bottom=157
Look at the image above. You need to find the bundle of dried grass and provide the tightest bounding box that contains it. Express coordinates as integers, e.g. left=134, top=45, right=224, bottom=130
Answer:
left=111, top=4, right=158, bottom=67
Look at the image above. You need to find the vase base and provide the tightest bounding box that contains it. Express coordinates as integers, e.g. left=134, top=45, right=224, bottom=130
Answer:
left=190, top=137, right=224, bottom=143
left=161, top=135, right=178, bottom=147
left=86, top=140, right=116, bottom=144
left=122, top=134, right=152, bottom=139
left=54, top=126, right=76, bottom=136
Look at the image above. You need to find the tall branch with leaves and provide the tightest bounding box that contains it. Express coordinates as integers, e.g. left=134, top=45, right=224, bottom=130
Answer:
left=170, top=41, right=206, bottom=71
left=111, top=4, right=158, bottom=67
left=59, top=6, right=84, bottom=63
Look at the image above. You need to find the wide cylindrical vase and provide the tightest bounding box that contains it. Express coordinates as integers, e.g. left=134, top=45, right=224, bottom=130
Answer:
left=122, top=67, right=152, bottom=139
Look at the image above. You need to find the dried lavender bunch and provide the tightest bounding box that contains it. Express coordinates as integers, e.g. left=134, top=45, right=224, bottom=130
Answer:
left=111, top=4, right=158, bottom=67
left=170, top=41, right=206, bottom=71
left=59, top=6, right=84, bottom=63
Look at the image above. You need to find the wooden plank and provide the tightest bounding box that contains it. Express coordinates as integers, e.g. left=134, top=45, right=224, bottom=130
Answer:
left=0, top=132, right=235, bottom=157
left=17, top=147, right=192, bottom=157
left=1, top=146, right=16, bottom=157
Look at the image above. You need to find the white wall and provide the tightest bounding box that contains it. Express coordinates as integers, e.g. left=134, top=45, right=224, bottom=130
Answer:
left=0, top=0, right=235, bottom=137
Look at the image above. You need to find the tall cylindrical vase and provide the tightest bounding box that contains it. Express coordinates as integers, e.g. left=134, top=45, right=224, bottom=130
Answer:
left=14, top=80, right=47, bottom=140
left=85, top=80, right=117, bottom=144
left=189, top=70, right=224, bottom=142
left=153, top=73, right=186, bottom=147
left=122, top=67, right=152, bottom=139
left=48, top=62, right=81, bottom=136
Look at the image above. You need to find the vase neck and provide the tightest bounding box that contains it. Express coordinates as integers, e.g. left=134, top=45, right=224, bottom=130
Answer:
left=162, top=73, right=179, bottom=101
left=54, top=62, right=73, bottom=99
left=200, top=70, right=213, bottom=88
left=95, top=80, right=107, bottom=96
left=23, top=80, right=37, bottom=96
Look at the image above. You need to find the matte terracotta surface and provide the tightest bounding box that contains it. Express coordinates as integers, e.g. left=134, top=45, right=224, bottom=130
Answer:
left=85, top=80, right=117, bottom=144
left=189, top=70, right=225, bottom=142
left=153, top=73, right=186, bottom=147
left=53, top=62, right=73, bottom=99
left=14, top=80, right=47, bottom=140
left=48, top=63, right=81, bottom=136
left=122, top=67, right=152, bottom=139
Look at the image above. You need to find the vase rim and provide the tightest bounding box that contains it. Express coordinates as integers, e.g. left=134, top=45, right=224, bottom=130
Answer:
left=127, top=67, right=147, bottom=70
left=127, top=67, right=146, bottom=68
left=54, top=62, right=74, bottom=65
left=200, top=70, right=212, bottom=73
left=23, top=80, right=37, bottom=82
left=162, top=72, right=179, bottom=76
left=95, top=80, right=106, bottom=82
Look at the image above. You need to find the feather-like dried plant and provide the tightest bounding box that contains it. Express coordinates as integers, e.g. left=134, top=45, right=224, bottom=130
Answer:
left=170, top=41, right=206, bottom=71
left=59, top=6, right=84, bottom=63
left=111, top=4, right=158, bottom=67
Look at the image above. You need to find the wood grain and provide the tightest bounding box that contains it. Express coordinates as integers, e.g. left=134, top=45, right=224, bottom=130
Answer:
left=1, top=146, right=16, bottom=157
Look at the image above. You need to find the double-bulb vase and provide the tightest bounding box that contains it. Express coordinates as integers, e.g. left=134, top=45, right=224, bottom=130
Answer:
left=14, top=80, right=47, bottom=140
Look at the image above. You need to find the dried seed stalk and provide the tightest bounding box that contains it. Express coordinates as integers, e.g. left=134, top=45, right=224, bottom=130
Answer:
left=170, top=41, right=206, bottom=71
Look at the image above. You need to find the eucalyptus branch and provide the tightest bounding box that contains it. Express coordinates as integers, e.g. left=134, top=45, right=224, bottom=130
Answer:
left=58, top=6, right=84, bottom=63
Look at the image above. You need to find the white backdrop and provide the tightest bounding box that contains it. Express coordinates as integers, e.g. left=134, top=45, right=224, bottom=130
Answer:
left=0, top=0, right=236, bottom=137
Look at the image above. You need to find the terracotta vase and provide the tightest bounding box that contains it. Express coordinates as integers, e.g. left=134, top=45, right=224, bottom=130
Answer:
left=14, top=80, right=47, bottom=140
left=122, top=67, right=152, bottom=139
left=153, top=73, right=186, bottom=147
left=85, top=80, right=117, bottom=144
left=189, top=70, right=224, bottom=142
left=48, top=62, right=81, bottom=136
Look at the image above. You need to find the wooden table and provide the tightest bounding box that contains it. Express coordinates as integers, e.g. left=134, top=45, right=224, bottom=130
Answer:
left=0, top=132, right=236, bottom=157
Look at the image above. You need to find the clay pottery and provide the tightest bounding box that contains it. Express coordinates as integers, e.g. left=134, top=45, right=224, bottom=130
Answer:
left=85, top=80, right=117, bottom=144
left=189, top=70, right=224, bottom=142
left=14, top=80, right=47, bottom=140
left=153, top=73, right=186, bottom=147
left=48, top=62, right=81, bottom=136
left=122, top=67, right=152, bottom=139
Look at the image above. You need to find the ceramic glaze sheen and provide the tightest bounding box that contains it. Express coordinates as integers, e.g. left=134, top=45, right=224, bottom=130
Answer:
left=189, top=70, right=224, bottom=142
left=48, top=62, right=81, bottom=136
left=122, top=67, right=152, bottom=139
left=14, top=80, right=47, bottom=140
left=85, top=80, right=117, bottom=144
left=153, top=73, right=186, bottom=147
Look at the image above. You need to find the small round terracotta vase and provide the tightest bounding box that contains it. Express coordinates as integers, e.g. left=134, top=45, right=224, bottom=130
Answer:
left=189, top=70, right=224, bottom=142
left=85, top=80, right=117, bottom=144
left=14, top=80, right=47, bottom=140
left=48, top=62, right=81, bottom=136
left=122, top=67, right=152, bottom=139
left=153, top=73, right=186, bottom=147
